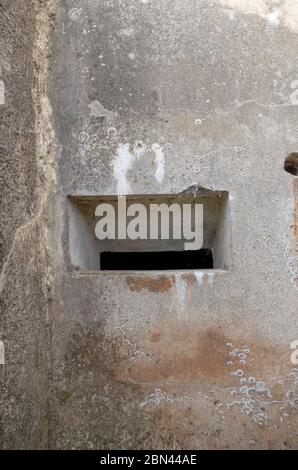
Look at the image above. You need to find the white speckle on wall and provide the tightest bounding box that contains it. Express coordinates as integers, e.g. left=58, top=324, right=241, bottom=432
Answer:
left=134, top=141, right=146, bottom=159
left=120, top=27, right=134, bottom=37
left=195, top=271, right=204, bottom=285
left=290, top=80, right=298, bottom=105
left=140, top=388, right=169, bottom=407
left=112, top=142, right=146, bottom=195
left=267, top=9, right=280, bottom=25
left=208, top=272, right=215, bottom=286
left=107, top=127, right=118, bottom=142
left=0, top=80, right=5, bottom=105
left=175, top=275, right=186, bottom=307
left=0, top=341, right=4, bottom=365
left=152, top=143, right=165, bottom=184
left=140, top=388, right=192, bottom=408
left=68, top=8, right=81, bottom=22
left=222, top=8, right=236, bottom=20
left=113, top=143, right=135, bottom=195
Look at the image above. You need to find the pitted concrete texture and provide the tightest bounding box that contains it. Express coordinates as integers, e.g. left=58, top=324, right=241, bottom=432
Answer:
left=1, top=0, right=298, bottom=449
left=0, top=0, right=56, bottom=449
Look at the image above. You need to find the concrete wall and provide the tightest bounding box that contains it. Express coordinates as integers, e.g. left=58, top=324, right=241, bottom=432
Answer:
left=0, top=0, right=56, bottom=448
left=1, top=0, right=298, bottom=449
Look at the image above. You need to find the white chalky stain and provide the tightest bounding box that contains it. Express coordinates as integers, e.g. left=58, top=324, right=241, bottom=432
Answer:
left=112, top=142, right=146, bottom=195
left=152, top=143, right=165, bottom=184
left=134, top=141, right=146, bottom=159
left=175, top=275, right=186, bottom=307
left=218, top=0, right=298, bottom=32
left=0, top=80, right=5, bottom=105
left=112, top=143, right=135, bottom=195
left=267, top=9, right=281, bottom=25
left=208, top=272, right=215, bottom=286
left=195, top=271, right=204, bottom=285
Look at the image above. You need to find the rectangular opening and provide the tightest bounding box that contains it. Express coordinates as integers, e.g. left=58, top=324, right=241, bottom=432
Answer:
left=67, top=190, right=231, bottom=273
left=100, top=249, right=213, bottom=271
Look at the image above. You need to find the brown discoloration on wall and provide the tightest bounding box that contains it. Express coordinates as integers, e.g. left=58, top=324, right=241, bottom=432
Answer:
left=150, top=332, right=162, bottom=343
left=127, top=275, right=175, bottom=293
left=181, top=273, right=197, bottom=284
left=114, top=322, right=289, bottom=389
left=53, top=319, right=297, bottom=449
left=115, top=325, right=231, bottom=384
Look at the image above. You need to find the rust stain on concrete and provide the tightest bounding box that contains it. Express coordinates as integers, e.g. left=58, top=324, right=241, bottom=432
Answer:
left=150, top=332, right=162, bottom=343
left=181, top=273, right=197, bottom=284
left=127, top=275, right=175, bottom=293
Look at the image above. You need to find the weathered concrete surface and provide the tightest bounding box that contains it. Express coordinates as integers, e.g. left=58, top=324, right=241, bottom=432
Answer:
left=1, top=0, right=298, bottom=449
left=0, top=1, right=56, bottom=449
left=49, top=0, right=298, bottom=449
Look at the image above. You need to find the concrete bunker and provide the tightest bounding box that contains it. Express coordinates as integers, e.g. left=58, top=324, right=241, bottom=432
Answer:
left=67, top=189, right=231, bottom=272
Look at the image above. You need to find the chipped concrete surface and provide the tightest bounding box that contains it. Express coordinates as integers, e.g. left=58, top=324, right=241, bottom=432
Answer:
left=1, top=0, right=298, bottom=449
